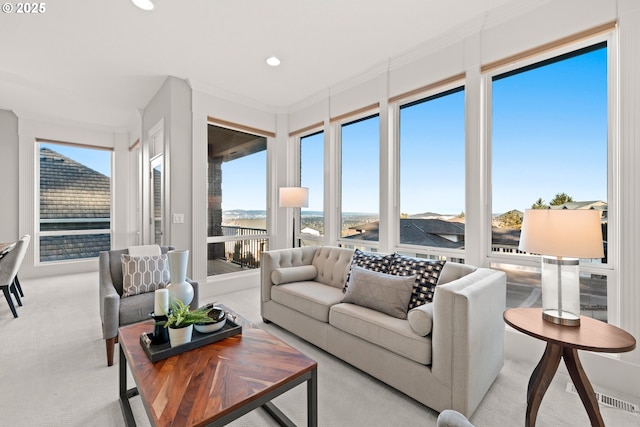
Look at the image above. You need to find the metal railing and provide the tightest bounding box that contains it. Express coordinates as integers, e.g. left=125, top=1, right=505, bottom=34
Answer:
left=217, top=226, right=268, bottom=269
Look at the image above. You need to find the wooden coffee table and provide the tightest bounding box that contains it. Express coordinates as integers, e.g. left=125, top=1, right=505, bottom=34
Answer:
left=504, top=308, right=636, bottom=427
left=118, top=307, right=318, bottom=427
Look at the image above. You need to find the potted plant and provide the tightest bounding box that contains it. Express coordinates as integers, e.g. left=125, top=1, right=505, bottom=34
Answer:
left=163, top=299, right=213, bottom=347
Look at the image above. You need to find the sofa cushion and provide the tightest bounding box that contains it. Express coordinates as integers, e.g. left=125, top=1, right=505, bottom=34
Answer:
left=119, top=290, right=155, bottom=326
left=407, top=303, right=434, bottom=336
left=271, top=281, right=345, bottom=323
left=342, top=266, right=415, bottom=319
left=344, top=248, right=395, bottom=292
left=389, top=254, right=446, bottom=309
left=329, top=303, right=432, bottom=365
left=311, top=246, right=355, bottom=289
left=271, top=265, right=318, bottom=285
left=121, top=254, right=170, bottom=297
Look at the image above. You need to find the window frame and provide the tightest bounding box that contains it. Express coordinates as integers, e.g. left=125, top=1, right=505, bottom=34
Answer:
left=204, top=120, right=272, bottom=277
left=483, top=33, right=619, bottom=324
left=36, top=139, right=113, bottom=264
left=297, top=127, right=325, bottom=247
left=334, top=107, right=381, bottom=251
left=390, top=80, right=467, bottom=260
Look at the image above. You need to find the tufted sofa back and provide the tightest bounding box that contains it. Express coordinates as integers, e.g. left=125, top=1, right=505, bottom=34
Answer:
left=311, top=246, right=355, bottom=289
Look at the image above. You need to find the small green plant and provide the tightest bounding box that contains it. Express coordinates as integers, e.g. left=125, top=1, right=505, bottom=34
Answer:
left=163, top=299, right=213, bottom=329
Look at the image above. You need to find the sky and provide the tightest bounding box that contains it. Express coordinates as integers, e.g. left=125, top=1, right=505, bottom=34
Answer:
left=40, top=142, right=111, bottom=177
left=42, top=44, right=607, bottom=216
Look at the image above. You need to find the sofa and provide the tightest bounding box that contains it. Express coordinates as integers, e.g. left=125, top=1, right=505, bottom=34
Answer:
left=260, top=246, right=506, bottom=417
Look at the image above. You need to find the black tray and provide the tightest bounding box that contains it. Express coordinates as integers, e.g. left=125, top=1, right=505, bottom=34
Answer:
left=140, top=317, right=242, bottom=362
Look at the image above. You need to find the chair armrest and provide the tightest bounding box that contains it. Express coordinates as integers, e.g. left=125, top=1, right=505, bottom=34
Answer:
left=99, top=251, right=121, bottom=340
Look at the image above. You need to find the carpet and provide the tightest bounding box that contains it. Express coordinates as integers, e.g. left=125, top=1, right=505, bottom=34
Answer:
left=0, top=272, right=637, bottom=426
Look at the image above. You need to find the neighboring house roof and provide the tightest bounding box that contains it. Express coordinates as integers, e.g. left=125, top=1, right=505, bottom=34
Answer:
left=40, top=147, right=110, bottom=219
left=549, top=201, right=607, bottom=211
left=39, top=147, right=111, bottom=261
left=346, top=219, right=465, bottom=249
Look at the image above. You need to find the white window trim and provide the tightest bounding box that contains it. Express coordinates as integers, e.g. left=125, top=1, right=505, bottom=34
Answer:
left=483, top=33, right=619, bottom=325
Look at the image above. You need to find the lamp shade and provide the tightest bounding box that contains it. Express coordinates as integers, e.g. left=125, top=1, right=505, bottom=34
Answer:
left=519, top=209, right=604, bottom=259
left=279, top=187, right=309, bottom=208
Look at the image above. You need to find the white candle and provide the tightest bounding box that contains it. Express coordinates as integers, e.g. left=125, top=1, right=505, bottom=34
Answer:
left=154, top=289, right=169, bottom=316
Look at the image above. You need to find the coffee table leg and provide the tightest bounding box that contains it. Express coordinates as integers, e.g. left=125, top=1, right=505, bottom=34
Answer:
left=119, top=344, right=139, bottom=427
left=308, top=367, right=317, bottom=427
left=563, top=348, right=604, bottom=427
left=526, top=342, right=562, bottom=427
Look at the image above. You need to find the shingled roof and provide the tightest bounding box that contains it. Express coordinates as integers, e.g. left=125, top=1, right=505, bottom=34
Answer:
left=40, top=147, right=110, bottom=219
left=39, top=147, right=111, bottom=261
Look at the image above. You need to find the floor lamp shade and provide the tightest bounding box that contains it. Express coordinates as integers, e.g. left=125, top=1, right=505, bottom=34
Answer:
left=519, top=209, right=604, bottom=326
left=279, top=187, right=309, bottom=208
left=279, top=187, right=309, bottom=248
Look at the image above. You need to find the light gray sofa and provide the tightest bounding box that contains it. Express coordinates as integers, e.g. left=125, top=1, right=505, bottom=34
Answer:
left=261, top=246, right=506, bottom=417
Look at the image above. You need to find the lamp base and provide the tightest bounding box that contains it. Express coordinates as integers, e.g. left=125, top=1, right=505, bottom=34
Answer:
left=542, top=309, right=580, bottom=326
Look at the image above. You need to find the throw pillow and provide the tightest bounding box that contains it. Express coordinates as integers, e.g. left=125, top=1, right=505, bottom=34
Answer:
left=407, top=303, right=434, bottom=336
left=344, top=248, right=395, bottom=293
left=121, top=254, right=171, bottom=297
left=342, top=266, right=415, bottom=319
left=389, top=254, right=446, bottom=309
left=271, top=265, right=318, bottom=285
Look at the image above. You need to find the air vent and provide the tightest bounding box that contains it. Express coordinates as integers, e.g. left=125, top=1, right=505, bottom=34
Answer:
left=565, top=382, right=640, bottom=414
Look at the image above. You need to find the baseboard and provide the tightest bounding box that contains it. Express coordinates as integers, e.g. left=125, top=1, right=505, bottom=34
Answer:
left=200, top=270, right=260, bottom=300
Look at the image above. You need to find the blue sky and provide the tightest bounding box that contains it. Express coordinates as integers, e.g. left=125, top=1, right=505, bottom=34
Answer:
left=40, top=142, right=111, bottom=177
left=43, top=44, right=607, bottom=216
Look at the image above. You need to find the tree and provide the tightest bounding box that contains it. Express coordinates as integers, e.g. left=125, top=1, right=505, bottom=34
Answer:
left=501, top=210, right=523, bottom=229
left=457, top=211, right=465, bottom=218
left=550, top=192, right=574, bottom=206
left=531, top=198, right=548, bottom=209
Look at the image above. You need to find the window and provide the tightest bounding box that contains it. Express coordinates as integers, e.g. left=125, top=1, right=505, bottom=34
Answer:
left=490, top=41, right=610, bottom=320
left=206, top=124, right=268, bottom=276
left=300, top=131, right=324, bottom=246
left=398, top=86, right=465, bottom=251
left=38, top=141, right=112, bottom=262
left=340, top=113, right=380, bottom=243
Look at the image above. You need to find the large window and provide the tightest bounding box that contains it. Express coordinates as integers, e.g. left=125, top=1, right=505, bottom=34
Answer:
left=206, top=124, right=268, bottom=276
left=38, top=141, right=112, bottom=262
left=490, top=41, right=609, bottom=320
left=398, top=86, right=465, bottom=251
left=340, top=113, right=380, bottom=242
left=300, top=130, right=324, bottom=246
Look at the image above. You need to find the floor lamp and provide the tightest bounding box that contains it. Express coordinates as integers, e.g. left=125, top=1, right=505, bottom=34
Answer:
left=279, top=187, right=309, bottom=248
left=519, top=209, right=604, bottom=326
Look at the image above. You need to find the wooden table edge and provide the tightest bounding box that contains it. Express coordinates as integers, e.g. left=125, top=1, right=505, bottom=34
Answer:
left=503, top=307, right=636, bottom=353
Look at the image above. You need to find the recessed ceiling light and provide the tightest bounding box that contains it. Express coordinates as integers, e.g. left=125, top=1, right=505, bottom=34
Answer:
left=132, top=0, right=154, bottom=11
left=266, top=56, right=281, bottom=67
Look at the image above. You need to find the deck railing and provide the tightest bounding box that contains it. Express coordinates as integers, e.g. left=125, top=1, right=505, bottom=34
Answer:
left=218, top=226, right=268, bottom=269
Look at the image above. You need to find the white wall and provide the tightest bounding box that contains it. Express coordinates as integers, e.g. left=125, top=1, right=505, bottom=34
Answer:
left=0, top=110, right=19, bottom=243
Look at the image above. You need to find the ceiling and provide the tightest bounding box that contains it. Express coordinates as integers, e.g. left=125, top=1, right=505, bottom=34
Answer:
left=0, top=0, right=534, bottom=130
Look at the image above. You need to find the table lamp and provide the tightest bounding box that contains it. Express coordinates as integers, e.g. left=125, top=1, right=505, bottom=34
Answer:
left=279, top=187, right=309, bottom=248
left=519, top=209, right=604, bottom=326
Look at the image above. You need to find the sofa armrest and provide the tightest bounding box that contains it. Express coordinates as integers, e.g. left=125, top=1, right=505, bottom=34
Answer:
left=431, top=268, right=507, bottom=417
left=260, top=247, right=318, bottom=303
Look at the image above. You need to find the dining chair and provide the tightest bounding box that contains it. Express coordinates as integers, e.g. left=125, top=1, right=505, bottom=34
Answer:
left=11, top=235, right=30, bottom=298
left=0, top=235, right=30, bottom=318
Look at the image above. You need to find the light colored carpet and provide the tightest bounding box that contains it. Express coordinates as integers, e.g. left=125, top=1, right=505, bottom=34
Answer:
left=0, top=272, right=638, bottom=426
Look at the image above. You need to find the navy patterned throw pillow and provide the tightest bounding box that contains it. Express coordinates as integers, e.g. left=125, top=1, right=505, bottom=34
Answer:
left=389, top=254, right=446, bottom=309
left=343, top=249, right=395, bottom=293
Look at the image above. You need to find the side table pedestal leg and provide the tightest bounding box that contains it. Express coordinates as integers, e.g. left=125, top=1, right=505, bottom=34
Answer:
left=563, top=348, right=604, bottom=427
left=526, top=343, right=562, bottom=427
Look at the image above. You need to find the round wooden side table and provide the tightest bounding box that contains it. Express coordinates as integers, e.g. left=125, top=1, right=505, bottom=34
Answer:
left=503, top=307, right=636, bottom=427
